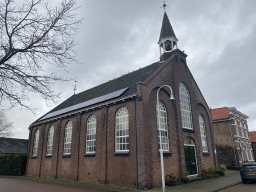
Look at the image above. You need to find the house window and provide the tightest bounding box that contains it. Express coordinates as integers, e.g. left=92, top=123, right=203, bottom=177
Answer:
left=32, top=129, right=40, bottom=156
left=156, top=101, right=169, bottom=151
left=115, top=107, right=129, bottom=151
left=63, top=121, right=72, bottom=154
left=46, top=125, right=54, bottom=155
left=199, top=114, right=208, bottom=152
left=86, top=115, right=97, bottom=153
left=241, top=122, right=245, bottom=138
left=244, top=124, right=248, bottom=138
left=235, top=120, right=239, bottom=136
left=245, top=142, right=249, bottom=161
left=179, top=83, right=193, bottom=129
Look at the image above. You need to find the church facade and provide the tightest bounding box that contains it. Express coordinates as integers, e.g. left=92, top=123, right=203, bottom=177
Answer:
left=26, top=12, right=217, bottom=189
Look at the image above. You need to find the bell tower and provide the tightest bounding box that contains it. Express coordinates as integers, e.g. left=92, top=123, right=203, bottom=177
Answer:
left=158, top=10, right=178, bottom=61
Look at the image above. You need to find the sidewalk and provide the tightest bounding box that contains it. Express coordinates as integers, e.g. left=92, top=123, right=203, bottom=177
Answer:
left=150, top=170, right=242, bottom=192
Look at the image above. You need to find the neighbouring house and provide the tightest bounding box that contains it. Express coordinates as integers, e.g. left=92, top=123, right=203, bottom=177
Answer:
left=26, top=11, right=217, bottom=189
left=211, top=107, right=254, bottom=167
left=0, top=137, right=28, bottom=155
left=249, top=131, right=256, bottom=160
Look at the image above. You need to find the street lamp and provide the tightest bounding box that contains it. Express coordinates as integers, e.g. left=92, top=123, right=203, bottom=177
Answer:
left=157, top=85, right=175, bottom=192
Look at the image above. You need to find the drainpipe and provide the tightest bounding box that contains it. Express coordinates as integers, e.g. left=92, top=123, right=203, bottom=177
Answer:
left=76, top=113, right=82, bottom=181
left=55, top=119, right=62, bottom=179
left=229, top=120, right=238, bottom=167
left=134, top=98, right=138, bottom=189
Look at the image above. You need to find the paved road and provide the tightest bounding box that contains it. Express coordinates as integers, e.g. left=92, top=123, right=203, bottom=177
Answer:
left=0, top=177, right=98, bottom=192
left=219, top=182, right=256, bottom=192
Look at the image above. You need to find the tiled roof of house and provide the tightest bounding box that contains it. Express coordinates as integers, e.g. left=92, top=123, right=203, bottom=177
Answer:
left=0, top=137, right=28, bottom=154
left=36, top=60, right=164, bottom=122
left=249, top=131, right=256, bottom=142
left=211, top=107, right=230, bottom=120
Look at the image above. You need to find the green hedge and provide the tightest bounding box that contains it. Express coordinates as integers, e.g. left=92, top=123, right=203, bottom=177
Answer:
left=0, top=154, right=27, bottom=176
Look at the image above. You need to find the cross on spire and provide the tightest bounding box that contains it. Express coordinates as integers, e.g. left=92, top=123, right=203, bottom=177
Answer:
left=161, top=0, right=169, bottom=12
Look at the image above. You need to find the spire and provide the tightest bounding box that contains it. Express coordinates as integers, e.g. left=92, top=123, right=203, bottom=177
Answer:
left=158, top=11, right=178, bottom=60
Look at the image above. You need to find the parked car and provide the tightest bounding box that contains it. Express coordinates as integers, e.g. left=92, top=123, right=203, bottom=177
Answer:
left=240, top=162, right=256, bottom=183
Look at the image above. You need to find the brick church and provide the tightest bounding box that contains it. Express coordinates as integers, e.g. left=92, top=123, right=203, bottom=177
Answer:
left=26, top=11, right=217, bottom=189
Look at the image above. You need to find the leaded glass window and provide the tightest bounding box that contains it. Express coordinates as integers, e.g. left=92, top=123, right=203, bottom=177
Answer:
left=63, top=121, right=72, bottom=154
left=32, top=129, right=40, bottom=156
left=156, top=101, right=169, bottom=151
left=179, top=83, right=193, bottom=129
left=46, top=125, right=54, bottom=155
left=115, top=107, right=129, bottom=151
left=86, top=115, right=97, bottom=153
left=199, top=114, right=208, bottom=152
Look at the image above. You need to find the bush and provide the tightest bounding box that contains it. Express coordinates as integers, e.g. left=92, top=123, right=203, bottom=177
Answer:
left=165, top=174, right=176, bottom=183
left=208, top=167, right=217, bottom=175
left=226, top=166, right=241, bottom=171
left=0, top=154, right=27, bottom=176
left=181, top=176, right=189, bottom=183
left=216, top=169, right=225, bottom=176
left=219, top=164, right=227, bottom=171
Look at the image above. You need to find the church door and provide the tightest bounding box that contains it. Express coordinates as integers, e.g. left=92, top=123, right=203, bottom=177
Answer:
left=184, top=145, right=198, bottom=175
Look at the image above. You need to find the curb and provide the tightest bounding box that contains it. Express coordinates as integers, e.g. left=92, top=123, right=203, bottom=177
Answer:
left=212, top=181, right=242, bottom=192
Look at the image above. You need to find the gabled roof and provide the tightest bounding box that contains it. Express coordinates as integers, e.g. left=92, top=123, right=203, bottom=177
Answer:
left=0, top=137, right=28, bottom=154
left=36, top=61, right=163, bottom=123
left=211, top=107, right=230, bottom=120
left=249, top=131, right=256, bottom=142
left=158, top=12, right=177, bottom=43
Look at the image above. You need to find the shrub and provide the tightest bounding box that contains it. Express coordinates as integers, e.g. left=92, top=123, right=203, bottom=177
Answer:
left=208, top=167, right=217, bottom=175
left=216, top=169, right=225, bottom=176
left=219, top=164, right=227, bottom=171
left=165, top=174, right=176, bottom=183
left=181, top=176, right=189, bottom=183
left=0, top=154, right=27, bottom=176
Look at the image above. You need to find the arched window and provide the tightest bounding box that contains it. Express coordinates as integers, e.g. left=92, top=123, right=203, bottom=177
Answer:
left=156, top=101, right=169, bottom=151
left=115, top=107, right=129, bottom=151
left=86, top=115, right=97, bottom=153
left=46, top=125, right=54, bottom=155
left=63, top=121, right=72, bottom=154
left=32, top=129, right=40, bottom=156
left=199, top=114, right=208, bottom=152
left=179, top=83, right=193, bottom=129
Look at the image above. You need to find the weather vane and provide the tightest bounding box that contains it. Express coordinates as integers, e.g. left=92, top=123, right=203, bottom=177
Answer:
left=161, top=0, right=169, bottom=12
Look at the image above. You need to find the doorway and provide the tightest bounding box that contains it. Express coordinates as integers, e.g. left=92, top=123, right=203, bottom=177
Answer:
left=184, top=137, right=198, bottom=175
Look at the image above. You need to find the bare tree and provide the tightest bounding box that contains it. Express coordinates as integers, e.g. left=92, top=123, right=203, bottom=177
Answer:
left=0, top=0, right=81, bottom=111
left=0, top=111, right=12, bottom=137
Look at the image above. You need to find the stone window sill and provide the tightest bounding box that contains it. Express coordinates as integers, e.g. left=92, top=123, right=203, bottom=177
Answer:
left=114, top=151, right=129, bottom=156
left=159, top=151, right=172, bottom=156
left=62, top=154, right=71, bottom=158
left=84, top=153, right=95, bottom=157
left=182, top=128, right=195, bottom=133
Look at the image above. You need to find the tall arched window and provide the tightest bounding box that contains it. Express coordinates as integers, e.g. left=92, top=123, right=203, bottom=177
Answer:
left=115, top=107, right=129, bottom=151
left=63, top=121, right=72, bottom=154
left=46, top=125, right=54, bottom=155
left=179, top=83, right=193, bottom=129
left=32, top=129, right=40, bottom=156
left=86, top=115, right=97, bottom=153
left=199, top=114, right=208, bottom=152
left=156, top=101, right=169, bottom=151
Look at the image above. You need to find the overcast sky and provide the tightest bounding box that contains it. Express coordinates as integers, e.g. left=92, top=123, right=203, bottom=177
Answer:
left=5, top=0, right=256, bottom=139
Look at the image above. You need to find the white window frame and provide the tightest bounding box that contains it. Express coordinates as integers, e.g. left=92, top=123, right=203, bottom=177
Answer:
left=32, top=129, right=40, bottom=156
left=115, top=107, right=129, bottom=152
left=179, top=83, right=193, bottom=130
left=199, top=114, right=208, bottom=152
left=85, top=115, right=97, bottom=153
left=156, top=101, right=169, bottom=151
left=240, top=122, right=245, bottom=138
left=235, top=120, right=239, bottom=136
left=244, top=124, right=249, bottom=138
left=46, top=125, right=54, bottom=155
left=63, top=121, right=72, bottom=154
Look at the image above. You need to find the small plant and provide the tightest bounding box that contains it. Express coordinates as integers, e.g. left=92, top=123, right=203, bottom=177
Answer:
left=216, top=169, right=225, bottom=176
left=207, top=167, right=217, bottom=175
left=181, top=175, right=189, bottom=183
left=219, top=164, right=227, bottom=171
left=200, top=171, right=207, bottom=177
left=165, top=174, right=176, bottom=183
